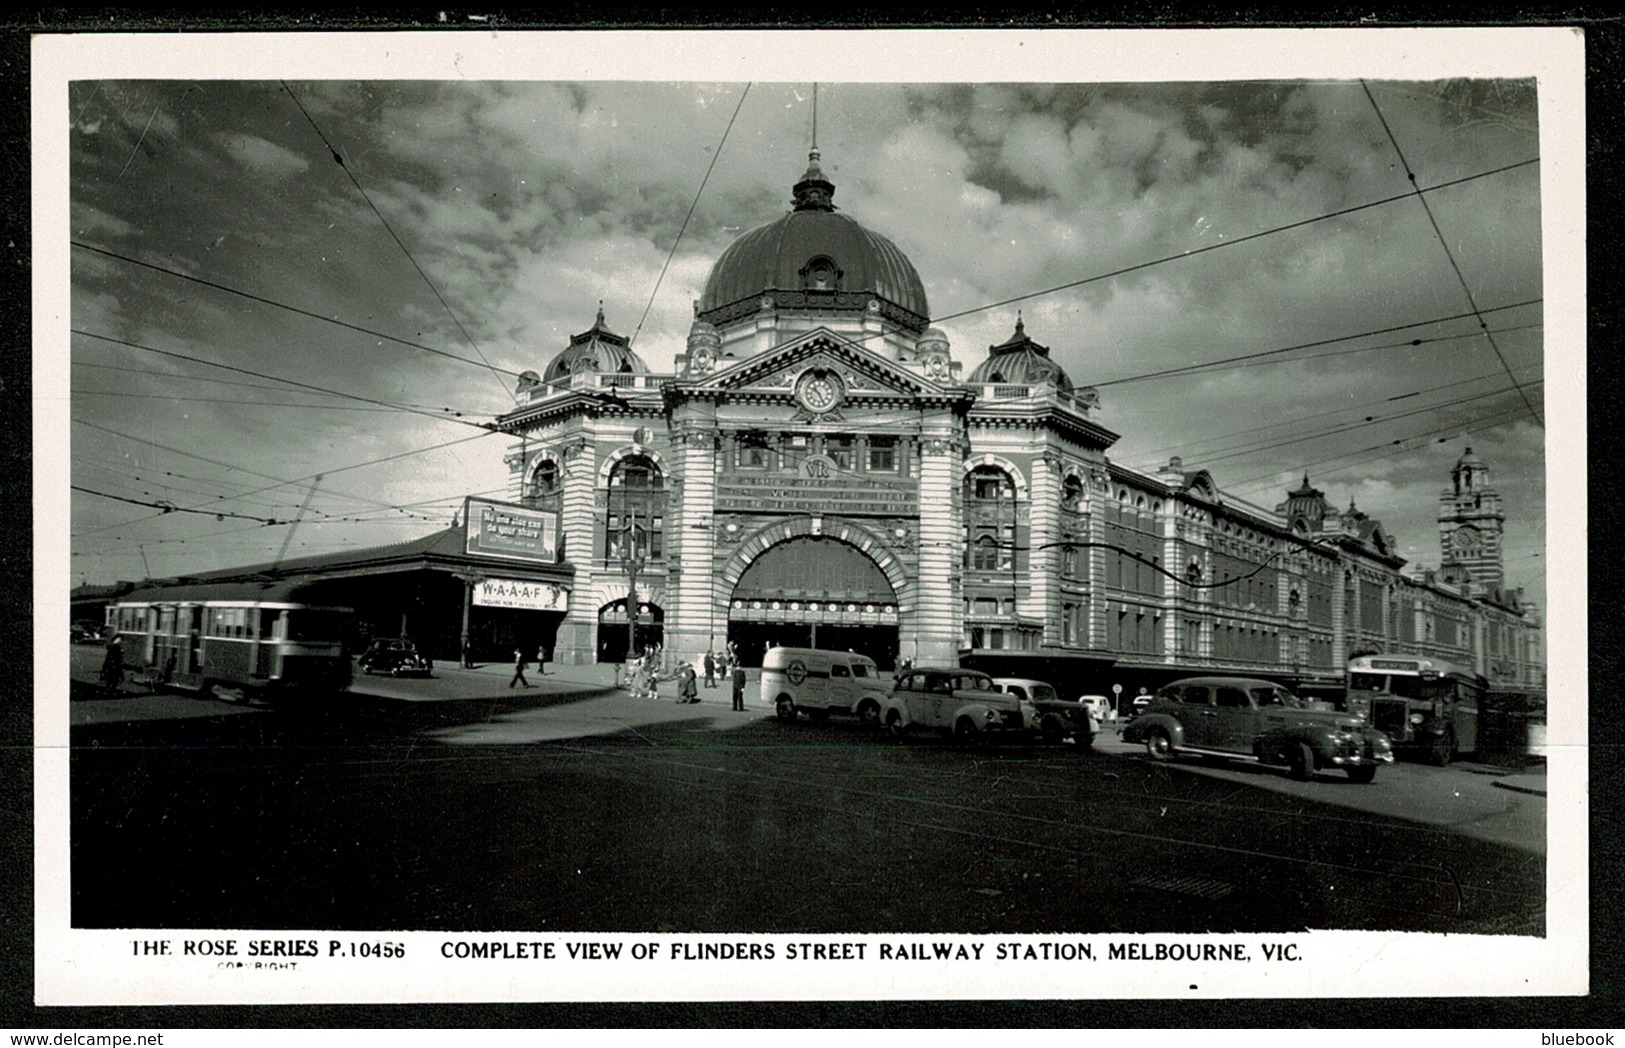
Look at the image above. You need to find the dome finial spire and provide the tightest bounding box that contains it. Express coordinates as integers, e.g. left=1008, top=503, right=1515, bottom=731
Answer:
left=793, top=82, right=835, bottom=212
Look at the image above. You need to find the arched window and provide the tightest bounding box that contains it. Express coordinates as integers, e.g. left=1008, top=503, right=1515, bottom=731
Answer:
left=1061, top=474, right=1084, bottom=511
left=526, top=459, right=560, bottom=507
left=604, top=455, right=666, bottom=562
left=964, top=465, right=1017, bottom=571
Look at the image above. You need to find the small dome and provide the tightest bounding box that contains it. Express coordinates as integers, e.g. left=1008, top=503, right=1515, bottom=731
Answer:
left=917, top=326, right=951, bottom=354
left=686, top=319, right=722, bottom=351
left=542, top=307, right=649, bottom=382
left=966, top=316, right=1074, bottom=391
left=696, top=150, right=930, bottom=333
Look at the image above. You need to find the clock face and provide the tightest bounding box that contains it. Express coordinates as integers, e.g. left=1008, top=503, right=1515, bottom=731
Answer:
left=797, top=371, right=842, bottom=413
left=1453, top=526, right=1481, bottom=551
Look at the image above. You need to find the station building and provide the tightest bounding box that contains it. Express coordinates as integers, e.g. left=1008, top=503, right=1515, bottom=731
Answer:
left=114, top=148, right=1541, bottom=699
left=488, top=149, right=1545, bottom=697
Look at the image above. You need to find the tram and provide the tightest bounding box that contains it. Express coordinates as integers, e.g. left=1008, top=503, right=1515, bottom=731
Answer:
left=105, top=579, right=353, bottom=702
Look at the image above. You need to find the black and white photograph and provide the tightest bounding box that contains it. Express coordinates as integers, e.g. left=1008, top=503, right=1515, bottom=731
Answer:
left=35, top=27, right=1585, bottom=1006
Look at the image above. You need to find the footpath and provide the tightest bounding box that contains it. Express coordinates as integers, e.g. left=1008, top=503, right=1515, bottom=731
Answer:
left=66, top=648, right=765, bottom=736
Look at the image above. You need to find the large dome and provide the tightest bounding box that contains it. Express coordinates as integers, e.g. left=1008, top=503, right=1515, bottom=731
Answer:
left=696, top=150, right=930, bottom=334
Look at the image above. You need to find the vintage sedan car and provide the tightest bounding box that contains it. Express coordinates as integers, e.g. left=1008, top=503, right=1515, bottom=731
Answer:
left=991, top=678, right=1097, bottom=748
left=883, top=667, right=1035, bottom=743
left=356, top=637, right=433, bottom=677
left=1121, top=676, right=1394, bottom=783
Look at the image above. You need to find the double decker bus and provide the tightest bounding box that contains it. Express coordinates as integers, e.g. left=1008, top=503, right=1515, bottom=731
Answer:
left=106, top=579, right=353, bottom=703
left=1345, top=653, right=1483, bottom=765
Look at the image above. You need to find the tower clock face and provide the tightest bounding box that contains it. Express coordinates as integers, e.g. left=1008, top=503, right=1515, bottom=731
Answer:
left=1453, top=525, right=1481, bottom=551
left=796, top=371, right=843, bottom=413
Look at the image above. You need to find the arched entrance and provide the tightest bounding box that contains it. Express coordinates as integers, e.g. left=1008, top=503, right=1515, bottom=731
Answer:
left=597, top=599, right=664, bottom=663
left=727, top=536, right=900, bottom=667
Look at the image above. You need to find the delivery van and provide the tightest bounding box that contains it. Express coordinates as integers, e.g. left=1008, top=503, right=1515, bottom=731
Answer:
left=761, top=646, right=890, bottom=725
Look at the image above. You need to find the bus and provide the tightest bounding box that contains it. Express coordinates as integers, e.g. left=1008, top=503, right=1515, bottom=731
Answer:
left=1345, top=653, right=1483, bottom=765
left=106, top=579, right=353, bottom=703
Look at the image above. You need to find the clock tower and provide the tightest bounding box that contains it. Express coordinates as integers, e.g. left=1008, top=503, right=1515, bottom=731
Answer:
left=1438, top=446, right=1505, bottom=589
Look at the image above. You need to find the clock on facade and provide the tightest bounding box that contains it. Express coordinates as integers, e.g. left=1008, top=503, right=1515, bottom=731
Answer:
left=795, top=370, right=843, bottom=413
left=1453, top=525, right=1482, bottom=551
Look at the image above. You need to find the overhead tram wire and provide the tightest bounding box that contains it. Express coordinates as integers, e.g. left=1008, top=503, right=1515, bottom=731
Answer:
left=72, top=329, right=501, bottom=432
left=630, top=83, right=752, bottom=348
left=1087, top=302, right=1541, bottom=390
left=70, top=242, right=523, bottom=390
left=72, top=417, right=498, bottom=539
left=1122, top=361, right=1543, bottom=468
left=1360, top=81, right=1543, bottom=430
left=73, top=361, right=479, bottom=414
left=923, top=157, right=1538, bottom=331
left=1223, top=402, right=1537, bottom=497
left=1138, top=379, right=1546, bottom=473
left=280, top=81, right=518, bottom=406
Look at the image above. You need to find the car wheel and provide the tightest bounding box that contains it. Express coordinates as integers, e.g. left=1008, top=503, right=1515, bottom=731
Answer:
left=1289, top=742, right=1315, bottom=781
left=954, top=718, right=983, bottom=746
left=1144, top=728, right=1173, bottom=761
left=1346, top=765, right=1378, bottom=784
left=1428, top=729, right=1455, bottom=767
left=857, top=700, right=881, bottom=728
left=775, top=696, right=796, bottom=722
left=885, top=709, right=909, bottom=741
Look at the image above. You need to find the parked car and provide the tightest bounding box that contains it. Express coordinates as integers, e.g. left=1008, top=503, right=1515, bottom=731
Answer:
left=761, top=646, right=890, bottom=724
left=1077, top=694, right=1111, bottom=722
left=1121, top=676, right=1393, bottom=783
left=1128, top=693, right=1154, bottom=718
left=71, top=621, right=104, bottom=644
left=991, top=678, right=1097, bottom=748
left=883, top=667, right=1035, bottom=743
left=357, top=637, right=433, bottom=677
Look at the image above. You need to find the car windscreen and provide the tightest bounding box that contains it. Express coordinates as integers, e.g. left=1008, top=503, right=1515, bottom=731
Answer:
left=1029, top=685, right=1059, bottom=703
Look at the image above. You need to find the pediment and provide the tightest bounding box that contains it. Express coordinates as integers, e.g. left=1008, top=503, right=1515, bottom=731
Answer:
left=682, top=328, right=954, bottom=401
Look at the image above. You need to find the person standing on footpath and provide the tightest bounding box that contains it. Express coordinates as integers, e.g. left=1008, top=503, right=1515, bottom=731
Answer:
left=731, top=661, right=747, bottom=712
left=99, top=635, right=125, bottom=697
left=536, top=644, right=548, bottom=676
left=679, top=661, right=699, bottom=704
left=703, top=649, right=717, bottom=689
left=509, top=647, right=532, bottom=689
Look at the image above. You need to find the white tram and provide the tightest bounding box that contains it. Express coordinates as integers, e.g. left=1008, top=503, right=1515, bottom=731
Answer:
left=106, top=580, right=353, bottom=702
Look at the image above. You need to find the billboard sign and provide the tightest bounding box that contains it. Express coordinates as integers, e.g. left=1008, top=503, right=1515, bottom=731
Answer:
left=465, top=497, right=555, bottom=562
left=473, top=579, right=570, bottom=612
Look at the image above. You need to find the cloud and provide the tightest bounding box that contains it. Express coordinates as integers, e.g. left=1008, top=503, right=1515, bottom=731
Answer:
left=219, top=132, right=312, bottom=178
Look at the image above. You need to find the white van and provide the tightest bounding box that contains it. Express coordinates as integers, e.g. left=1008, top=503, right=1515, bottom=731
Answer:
left=761, top=646, right=890, bottom=725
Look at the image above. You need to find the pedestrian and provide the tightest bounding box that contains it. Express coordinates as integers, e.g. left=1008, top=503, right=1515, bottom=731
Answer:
left=680, top=661, right=699, bottom=704
left=731, top=661, right=747, bottom=711
left=703, top=649, right=717, bottom=689
left=99, top=635, right=124, bottom=696
left=536, top=644, right=547, bottom=676
left=509, top=647, right=532, bottom=689
left=460, top=638, right=472, bottom=669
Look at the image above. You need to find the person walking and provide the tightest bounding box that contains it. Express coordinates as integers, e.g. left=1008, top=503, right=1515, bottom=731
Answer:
left=98, top=635, right=125, bottom=697
left=679, top=661, right=699, bottom=704
left=509, top=647, right=532, bottom=689
left=703, top=650, right=717, bottom=689
left=536, top=644, right=548, bottom=676
left=731, top=661, right=747, bottom=712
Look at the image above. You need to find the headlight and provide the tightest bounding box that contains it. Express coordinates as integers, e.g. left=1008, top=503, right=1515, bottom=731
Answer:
left=1409, top=712, right=1425, bottom=725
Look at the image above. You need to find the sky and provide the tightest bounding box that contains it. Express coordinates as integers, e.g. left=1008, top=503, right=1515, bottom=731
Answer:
left=50, top=30, right=1574, bottom=606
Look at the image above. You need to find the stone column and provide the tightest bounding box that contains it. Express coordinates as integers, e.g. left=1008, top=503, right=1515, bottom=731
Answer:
left=664, top=410, right=721, bottom=667
left=554, top=431, right=599, bottom=666
left=911, top=429, right=963, bottom=664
